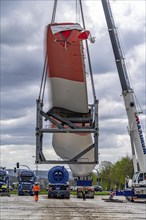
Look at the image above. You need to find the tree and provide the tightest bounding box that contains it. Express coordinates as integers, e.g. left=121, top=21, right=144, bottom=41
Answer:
left=111, top=156, right=133, bottom=189
left=91, top=172, right=97, bottom=185
left=99, top=156, right=133, bottom=190
left=99, top=161, right=113, bottom=190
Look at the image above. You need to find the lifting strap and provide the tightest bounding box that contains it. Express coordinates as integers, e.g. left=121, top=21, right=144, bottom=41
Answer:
left=38, top=0, right=58, bottom=101
left=79, top=0, right=96, bottom=102
left=51, top=0, right=58, bottom=23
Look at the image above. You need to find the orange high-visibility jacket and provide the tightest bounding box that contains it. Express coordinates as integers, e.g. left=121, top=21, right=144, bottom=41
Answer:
left=32, top=185, right=40, bottom=192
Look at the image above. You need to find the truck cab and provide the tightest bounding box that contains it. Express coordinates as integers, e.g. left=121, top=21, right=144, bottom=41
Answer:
left=0, top=169, right=9, bottom=192
left=18, top=170, right=36, bottom=195
left=0, top=169, right=9, bottom=191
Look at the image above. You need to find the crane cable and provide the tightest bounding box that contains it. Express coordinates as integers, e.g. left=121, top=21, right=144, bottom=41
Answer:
left=38, top=54, right=47, bottom=101
left=79, top=0, right=96, bottom=102
left=38, top=0, right=58, bottom=101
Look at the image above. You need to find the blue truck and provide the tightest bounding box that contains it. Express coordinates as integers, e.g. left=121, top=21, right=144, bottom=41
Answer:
left=47, top=166, right=70, bottom=199
left=18, top=170, right=36, bottom=195
left=76, top=179, right=95, bottom=199
left=0, top=168, right=10, bottom=196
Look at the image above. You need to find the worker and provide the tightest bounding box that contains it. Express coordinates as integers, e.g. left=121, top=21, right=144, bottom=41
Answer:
left=2, top=184, right=7, bottom=192
left=32, top=182, right=40, bottom=202
left=81, top=187, right=86, bottom=201
left=125, top=175, right=129, bottom=188
left=109, top=188, right=116, bottom=200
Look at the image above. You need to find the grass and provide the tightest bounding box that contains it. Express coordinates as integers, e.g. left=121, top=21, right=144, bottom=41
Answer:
left=10, top=190, right=110, bottom=196
left=70, top=190, right=110, bottom=196
left=95, top=191, right=110, bottom=196
left=10, top=190, right=47, bottom=195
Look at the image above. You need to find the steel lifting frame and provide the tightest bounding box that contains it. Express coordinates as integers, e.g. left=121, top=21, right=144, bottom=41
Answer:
left=35, top=98, right=99, bottom=165
left=35, top=0, right=99, bottom=165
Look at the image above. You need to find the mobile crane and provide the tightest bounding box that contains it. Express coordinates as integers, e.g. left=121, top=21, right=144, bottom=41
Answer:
left=101, top=0, right=146, bottom=201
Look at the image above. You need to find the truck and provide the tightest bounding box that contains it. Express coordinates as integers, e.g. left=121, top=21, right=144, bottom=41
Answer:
left=0, top=168, right=10, bottom=196
left=17, top=169, right=36, bottom=196
left=76, top=176, right=95, bottom=199
left=101, top=0, right=146, bottom=201
left=47, top=166, right=70, bottom=199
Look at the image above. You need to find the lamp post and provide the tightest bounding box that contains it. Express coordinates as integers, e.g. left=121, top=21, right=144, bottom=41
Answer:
left=32, top=156, right=38, bottom=176
left=16, top=162, right=31, bottom=170
left=94, top=168, right=101, bottom=186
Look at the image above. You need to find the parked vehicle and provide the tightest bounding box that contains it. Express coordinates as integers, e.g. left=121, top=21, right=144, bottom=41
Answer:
left=47, top=166, right=70, bottom=199
left=76, top=178, right=94, bottom=199
left=93, top=185, right=103, bottom=192
left=0, top=168, right=10, bottom=196
left=18, top=170, right=36, bottom=196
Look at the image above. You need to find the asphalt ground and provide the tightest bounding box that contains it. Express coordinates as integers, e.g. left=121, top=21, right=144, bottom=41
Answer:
left=0, top=194, right=146, bottom=220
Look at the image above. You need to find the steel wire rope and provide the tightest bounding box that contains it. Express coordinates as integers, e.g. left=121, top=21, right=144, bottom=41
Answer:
left=76, top=0, right=81, bottom=24
left=111, top=2, right=145, bottom=119
left=38, top=54, right=47, bottom=101
left=111, top=2, right=134, bottom=91
left=118, top=31, right=145, bottom=117
left=38, top=0, right=58, bottom=102
left=112, top=9, right=134, bottom=91
left=76, top=0, right=77, bottom=23
left=79, top=0, right=97, bottom=102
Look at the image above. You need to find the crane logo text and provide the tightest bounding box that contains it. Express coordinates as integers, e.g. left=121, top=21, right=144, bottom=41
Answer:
left=135, top=116, right=146, bottom=154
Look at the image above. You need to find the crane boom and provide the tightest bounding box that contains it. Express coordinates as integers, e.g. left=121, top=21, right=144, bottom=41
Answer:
left=101, top=0, right=146, bottom=172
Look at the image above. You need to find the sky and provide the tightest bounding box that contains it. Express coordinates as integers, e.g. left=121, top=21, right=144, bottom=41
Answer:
left=0, top=0, right=146, bottom=171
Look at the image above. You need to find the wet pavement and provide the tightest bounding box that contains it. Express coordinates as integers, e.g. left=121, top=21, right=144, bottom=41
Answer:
left=0, top=195, right=146, bottom=220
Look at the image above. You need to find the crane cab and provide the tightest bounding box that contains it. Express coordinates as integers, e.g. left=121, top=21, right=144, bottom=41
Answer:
left=132, top=172, right=146, bottom=187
